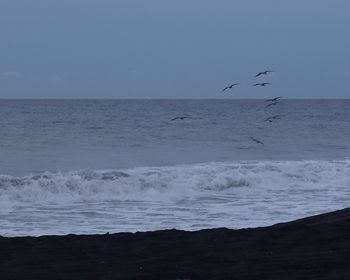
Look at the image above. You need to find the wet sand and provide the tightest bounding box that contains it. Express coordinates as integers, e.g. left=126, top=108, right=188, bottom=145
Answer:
left=1, top=208, right=350, bottom=279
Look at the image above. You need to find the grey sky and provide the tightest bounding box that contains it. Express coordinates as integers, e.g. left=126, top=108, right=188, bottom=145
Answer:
left=0, top=0, right=349, bottom=98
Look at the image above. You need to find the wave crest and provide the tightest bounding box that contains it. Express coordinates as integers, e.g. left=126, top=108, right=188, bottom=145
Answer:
left=1, top=160, right=349, bottom=204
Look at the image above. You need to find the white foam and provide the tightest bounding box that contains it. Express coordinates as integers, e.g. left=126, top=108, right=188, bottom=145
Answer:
left=0, top=160, right=349, bottom=236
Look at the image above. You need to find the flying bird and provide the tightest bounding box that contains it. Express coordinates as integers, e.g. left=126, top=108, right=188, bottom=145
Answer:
left=170, top=116, right=191, bottom=121
left=263, top=115, right=282, bottom=122
left=250, top=137, right=264, bottom=145
left=253, top=83, right=271, bottom=87
left=222, top=83, right=240, bottom=92
left=265, top=101, right=279, bottom=108
left=265, top=96, right=282, bottom=102
left=255, top=70, right=274, bottom=77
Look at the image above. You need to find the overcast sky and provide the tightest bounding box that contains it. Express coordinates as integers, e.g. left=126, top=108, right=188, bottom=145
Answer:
left=0, top=0, right=349, bottom=99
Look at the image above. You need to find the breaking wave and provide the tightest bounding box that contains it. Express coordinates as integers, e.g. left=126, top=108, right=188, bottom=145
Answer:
left=1, top=160, right=350, bottom=205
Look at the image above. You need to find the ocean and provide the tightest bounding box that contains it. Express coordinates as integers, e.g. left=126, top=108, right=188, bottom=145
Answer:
left=0, top=99, right=349, bottom=236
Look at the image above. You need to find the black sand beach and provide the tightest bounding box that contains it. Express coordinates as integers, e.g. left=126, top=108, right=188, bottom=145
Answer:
left=1, top=208, right=350, bottom=280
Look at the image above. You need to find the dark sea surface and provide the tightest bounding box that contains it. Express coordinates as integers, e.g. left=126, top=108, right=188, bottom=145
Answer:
left=0, top=99, right=349, bottom=236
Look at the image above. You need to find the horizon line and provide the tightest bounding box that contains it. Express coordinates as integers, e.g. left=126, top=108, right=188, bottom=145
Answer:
left=0, top=97, right=349, bottom=101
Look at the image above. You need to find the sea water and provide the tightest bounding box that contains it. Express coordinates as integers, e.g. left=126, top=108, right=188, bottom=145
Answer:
left=0, top=99, right=349, bottom=236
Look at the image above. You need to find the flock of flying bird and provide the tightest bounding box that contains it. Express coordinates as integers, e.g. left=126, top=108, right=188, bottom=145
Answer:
left=221, top=70, right=274, bottom=92
left=171, top=70, right=283, bottom=145
left=221, top=70, right=273, bottom=92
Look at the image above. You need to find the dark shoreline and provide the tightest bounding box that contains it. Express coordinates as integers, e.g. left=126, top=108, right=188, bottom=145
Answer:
left=1, top=209, right=350, bottom=280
